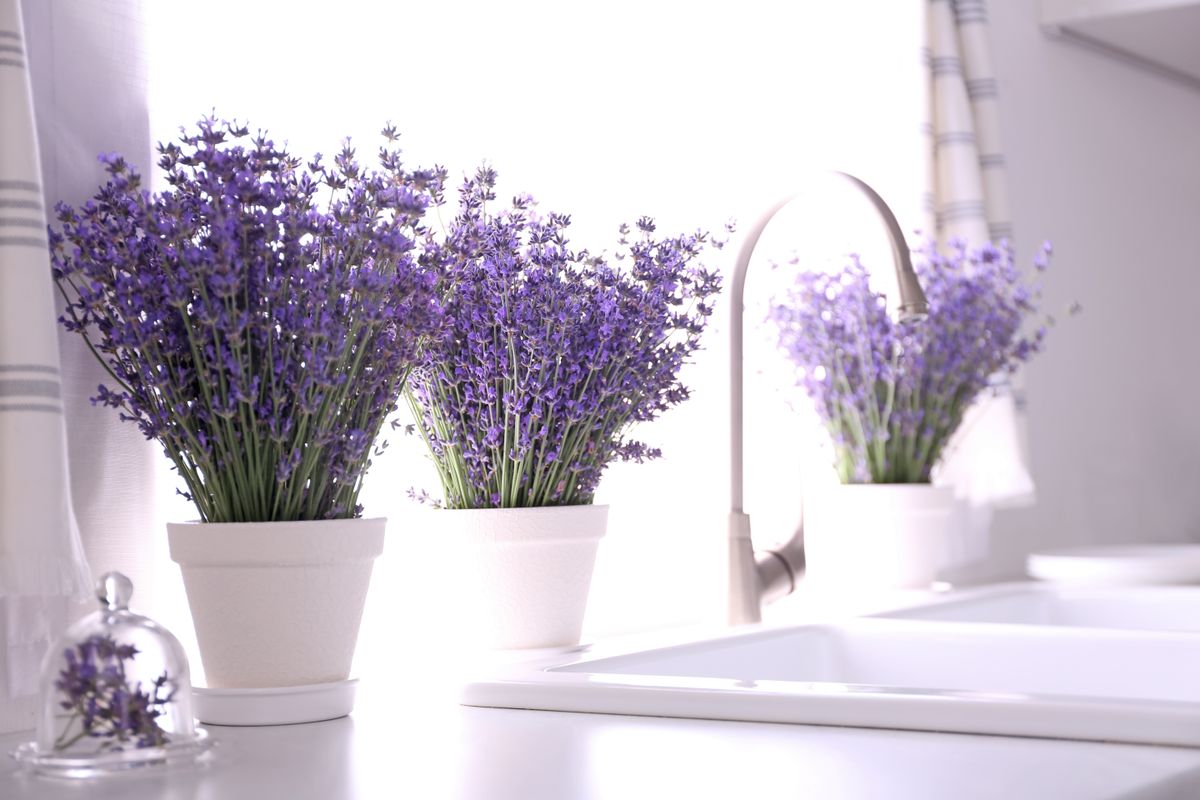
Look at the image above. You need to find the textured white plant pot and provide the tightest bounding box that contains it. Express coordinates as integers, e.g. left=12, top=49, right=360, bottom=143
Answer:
left=167, top=518, right=385, bottom=689
left=439, top=505, right=608, bottom=650
left=804, top=485, right=964, bottom=590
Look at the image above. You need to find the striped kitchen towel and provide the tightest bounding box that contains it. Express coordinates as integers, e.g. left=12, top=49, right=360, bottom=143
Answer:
left=0, top=0, right=92, bottom=697
left=921, top=0, right=1035, bottom=509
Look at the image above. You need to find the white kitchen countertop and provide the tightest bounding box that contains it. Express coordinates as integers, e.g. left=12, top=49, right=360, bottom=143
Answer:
left=5, top=582, right=1200, bottom=799
left=4, top=677, right=1200, bottom=800
left=6, top=635, right=1200, bottom=797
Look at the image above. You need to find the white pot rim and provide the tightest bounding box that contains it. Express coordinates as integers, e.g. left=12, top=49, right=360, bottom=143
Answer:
left=830, top=483, right=958, bottom=497
left=426, top=504, right=608, bottom=544
left=168, top=517, right=385, bottom=566
left=821, top=484, right=961, bottom=512
left=168, top=516, right=386, bottom=529
left=832, top=483, right=949, bottom=490
left=430, top=503, right=608, bottom=516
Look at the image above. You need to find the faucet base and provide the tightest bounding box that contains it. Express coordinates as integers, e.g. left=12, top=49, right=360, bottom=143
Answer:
left=727, top=512, right=761, bottom=625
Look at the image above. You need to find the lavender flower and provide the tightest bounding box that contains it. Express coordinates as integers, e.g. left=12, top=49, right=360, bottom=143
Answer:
left=770, top=240, right=1064, bottom=484
left=406, top=167, right=725, bottom=508
left=51, top=118, right=446, bottom=522
left=53, top=635, right=172, bottom=751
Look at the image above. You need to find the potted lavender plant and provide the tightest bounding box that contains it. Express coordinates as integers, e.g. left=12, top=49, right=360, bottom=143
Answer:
left=769, top=240, right=1061, bottom=589
left=406, top=168, right=723, bottom=648
left=50, top=119, right=445, bottom=696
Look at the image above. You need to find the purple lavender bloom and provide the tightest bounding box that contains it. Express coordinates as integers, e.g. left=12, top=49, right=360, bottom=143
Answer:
left=406, top=168, right=725, bottom=508
left=769, top=239, right=1064, bottom=484
left=51, top=118, right=447, bottom=522
left=53, top=634, right=172, bottom=752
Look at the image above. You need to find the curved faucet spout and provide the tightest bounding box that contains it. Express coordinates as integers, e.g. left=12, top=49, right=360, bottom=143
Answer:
left=727, top=172, right=927, bottom=625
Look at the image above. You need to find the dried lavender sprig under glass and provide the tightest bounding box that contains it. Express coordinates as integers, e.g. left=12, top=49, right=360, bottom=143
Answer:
left=51, top=118, right=446, bottom=522
left=406, top=168, right=724, bottom=509
left=53, top=635, right=171, bottom=752
left=769, top=240, right=1062, bottom=484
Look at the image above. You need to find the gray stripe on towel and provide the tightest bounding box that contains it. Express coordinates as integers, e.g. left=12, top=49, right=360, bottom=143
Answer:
left=0, top=199, right=42, bottom=210
left=0, top=58, right=26, bottom=69
left=937, top=204, right=987, bottom=224
left=0, top=217, right=44, bottom=229
left=0, top=31, right=19, bottom=40
left=0, top=402, right=63, bottom=415
left=0, top=44, right=22, bottom=56
left=966, top=78, right=998, bottom=99
left=955, top=0, right=989, bottom=25
left=0, top=180, right=40, bottom=192
left=0, top=235, right=48, bottom=248
left=930, top=56, right=963, bottom=76
left=0, top=364, right=60, bottom=375
left=935, top=131, right=977, bottom=147
left=940, top=199, right=987, bottom=212
left=0, top=379, right=62, bottom=400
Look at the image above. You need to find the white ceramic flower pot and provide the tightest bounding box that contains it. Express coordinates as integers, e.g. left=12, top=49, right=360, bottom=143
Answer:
left=803, top=485, right=964, bottom=591
left=167, top=518, right=385, bottom=689
left=438, top=504, right=608, bottom=650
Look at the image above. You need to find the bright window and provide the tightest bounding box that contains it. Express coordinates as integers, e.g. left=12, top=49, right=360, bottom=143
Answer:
left=142, top=1, right=928, bottom=663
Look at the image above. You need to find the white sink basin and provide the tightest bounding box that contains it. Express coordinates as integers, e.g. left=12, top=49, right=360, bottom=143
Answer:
left=877, top=583, right=1200, bottom=632
left=462, top=588, right=1200, bottom=747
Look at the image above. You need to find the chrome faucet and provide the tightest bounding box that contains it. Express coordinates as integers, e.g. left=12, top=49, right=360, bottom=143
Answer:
left=727, top=172, right=929, bottom=625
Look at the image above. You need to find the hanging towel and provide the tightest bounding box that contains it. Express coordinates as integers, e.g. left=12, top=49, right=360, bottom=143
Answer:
left=24, top=0, right=159, bottom=620
left=0, top=0, right=92, bottom=697
left=921, top=0, right=1035, bottom=509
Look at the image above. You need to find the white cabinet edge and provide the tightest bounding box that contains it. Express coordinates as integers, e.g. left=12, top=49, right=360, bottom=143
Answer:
left=1039, top=0, right=1200, bottom=90
left=1041, top=0, right=1200, bottom=26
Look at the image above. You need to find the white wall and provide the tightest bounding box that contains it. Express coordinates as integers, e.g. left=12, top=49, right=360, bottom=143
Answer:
left=973, top=0, right=1200, bottom=578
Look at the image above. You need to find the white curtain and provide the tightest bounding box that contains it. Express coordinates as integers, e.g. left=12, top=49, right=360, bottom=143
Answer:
left=921, top=0, right=1036, bottom=510
left=0, top=0, right=155, bottom=731
left=0, top=0, right=92, bottom=729
left=23, top=0, right=159, bottom=600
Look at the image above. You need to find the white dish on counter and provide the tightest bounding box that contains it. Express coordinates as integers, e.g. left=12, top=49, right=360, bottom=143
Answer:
left=1027, top=544, right=1200, bottom=585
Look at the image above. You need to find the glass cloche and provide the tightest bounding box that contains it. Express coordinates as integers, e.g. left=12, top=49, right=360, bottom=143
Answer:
left=13, top=572, right=211, bottom=777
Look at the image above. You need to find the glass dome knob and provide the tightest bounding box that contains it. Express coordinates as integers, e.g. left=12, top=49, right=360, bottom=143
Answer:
left=98, top=571, right=134, bottom=612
